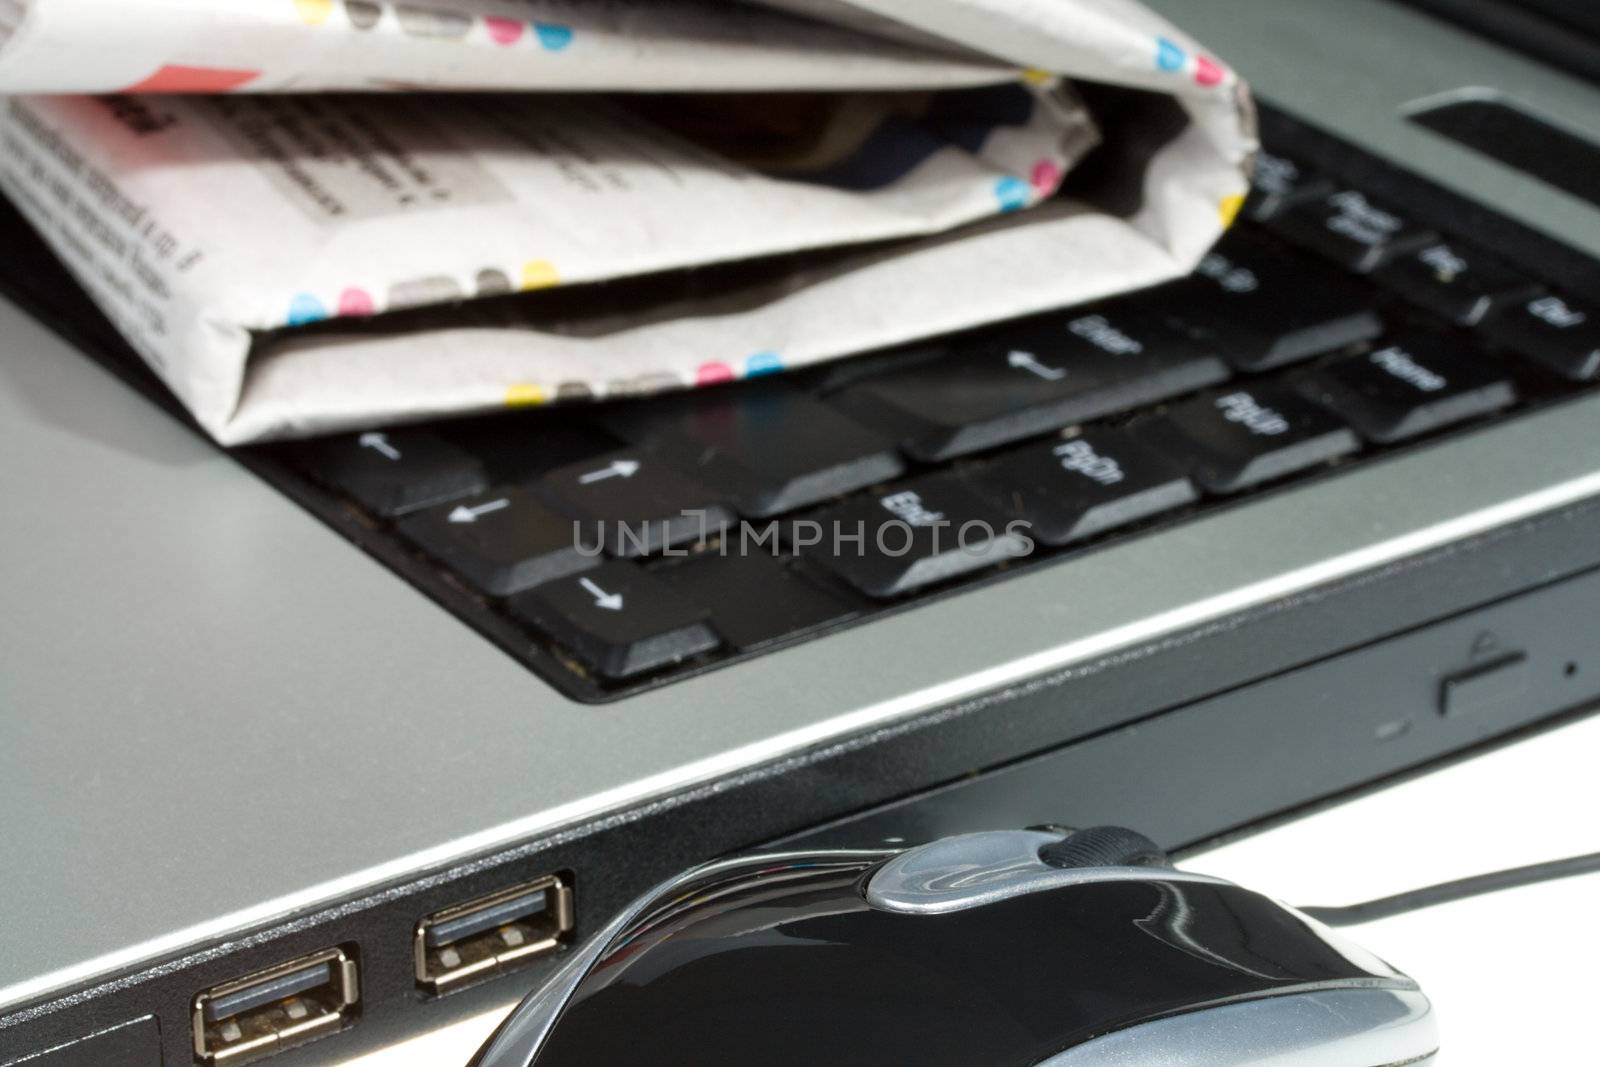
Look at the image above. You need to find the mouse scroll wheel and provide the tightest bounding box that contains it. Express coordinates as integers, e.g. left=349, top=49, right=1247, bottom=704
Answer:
left=1037, top=826, right=1172, bottom=871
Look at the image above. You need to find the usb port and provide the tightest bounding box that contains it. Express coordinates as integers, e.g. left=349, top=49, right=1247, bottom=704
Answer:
left=191, top=946, right=359, bottom=1064
left=414, top=874, right=574, bottom=995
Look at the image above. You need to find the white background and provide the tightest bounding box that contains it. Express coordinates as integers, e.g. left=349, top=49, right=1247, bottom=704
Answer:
left=338, top=711, right=1600, bottom=1066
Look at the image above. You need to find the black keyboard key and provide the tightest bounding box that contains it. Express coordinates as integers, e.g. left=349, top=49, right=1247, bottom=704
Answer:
left=1301, top=334, right=1517, bottom=444
left=1270, top=188, right=1436, bottom=273
left=1372, top=240, right=1541, bottom=326
left=510, top=563, right=720, bottom=680
left=397, top=487, right=597, bottom=597
left=1139, top=386, right=1359, bottom=494
left=1481, top=292, right=1600, bottom=381
left=798, top=474, right=1032, bottom=598
left=307, top=429, right=486, bottom=517
left=441, top=414, right=620, bottom=486
left=654, top=552, right=859, bottom=652
left=834, top=305, right=1229, bottom=462
left=1246, top=151, right=1333, bottom=221
left=1163, top=228, right=1383, bottom=371
left=974, top=428, right=1197, bottom=546
left=535, top=451, right=734, bottom=557
left=605, top=386, right=904, bottom=518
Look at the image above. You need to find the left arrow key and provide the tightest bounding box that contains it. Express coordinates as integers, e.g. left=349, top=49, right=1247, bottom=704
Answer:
left=398, top=487, right=600, bottom=597
left=300, top=428, right=488, bottom=517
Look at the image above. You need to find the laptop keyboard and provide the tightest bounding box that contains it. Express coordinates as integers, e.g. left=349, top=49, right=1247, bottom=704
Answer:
left=263, top=132, right=1600, bottom=701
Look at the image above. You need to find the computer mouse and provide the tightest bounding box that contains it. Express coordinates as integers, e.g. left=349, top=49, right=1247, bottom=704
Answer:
left=469, top=827, right=1437, bottom=1067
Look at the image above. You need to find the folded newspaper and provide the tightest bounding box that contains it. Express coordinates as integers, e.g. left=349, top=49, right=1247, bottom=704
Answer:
left=0, top=0, right=1256, bottom=444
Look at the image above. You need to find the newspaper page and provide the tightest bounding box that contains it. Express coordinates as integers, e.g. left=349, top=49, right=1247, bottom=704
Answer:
left=0, top=0, right=1017, bottom=93
left=0, top=0, right=1256, bottom=443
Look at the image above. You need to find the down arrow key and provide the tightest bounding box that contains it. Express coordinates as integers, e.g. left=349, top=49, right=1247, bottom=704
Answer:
left=511, top=563, right=720, bottom=680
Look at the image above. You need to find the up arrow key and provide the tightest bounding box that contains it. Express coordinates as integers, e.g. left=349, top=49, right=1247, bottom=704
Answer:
left=579, top=459, right=642, bottom=485
left=359, top=431, right=402, bottom=461
left=580, top=576, right=625, bottom=611
left=313, top=428, right=486, bottom=517
left=1007, top=350, right=1067, bottom=381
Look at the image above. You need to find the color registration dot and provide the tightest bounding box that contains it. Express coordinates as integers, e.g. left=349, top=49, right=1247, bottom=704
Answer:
left=696, top=362, right=735, bottom=385
left=293, top=0, right=335, bottom=25
left=520, top=261, right=561, bottom=290
left=1156, top=37, right=1187, bottom=72
left=484, top=17, right=524, bottom=45
left=338, top=287, right=375, bottom=317
left=1030, top=159, right=1063, bottom=195
left=745, top=352, right=784, bottom=377
left=287, top=293, right=327, bottom=326
left=533, top=22, right=574, bottom=51
left=1219, top=193, right=1246, bottom=228
left=994, top=176, right=1031, bottom=214
left=504, top=383, right=547, bottom=408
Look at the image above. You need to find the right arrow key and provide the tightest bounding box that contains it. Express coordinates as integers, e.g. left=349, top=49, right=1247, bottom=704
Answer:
left=510, top=563, right=720, bottom=681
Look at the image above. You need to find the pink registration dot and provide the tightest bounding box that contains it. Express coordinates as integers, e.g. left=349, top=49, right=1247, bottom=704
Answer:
left=696, top=362, right=736, bottom=385
left=1030, top=159, right=1064, bottom=195
left=1195, top=55, right=1226, bottom=87
left=484, top=16, right=524, bottom=44
left=337, top=287, right=375, bottom=317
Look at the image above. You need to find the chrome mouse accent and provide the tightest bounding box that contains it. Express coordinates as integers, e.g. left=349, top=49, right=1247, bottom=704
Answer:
left=1038, top=988, right=1437, bottom=1066
left=864, top=830, right=1228, bottom=915
left=470, top=848, right=890, bottom=1067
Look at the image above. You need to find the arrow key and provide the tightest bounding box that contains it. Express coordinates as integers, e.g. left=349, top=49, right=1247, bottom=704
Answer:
left=602, top=384, right=905, bottom=519
left=302, top=428, right=487, bottom=518
left=510, top=563, right=721, bottom=680
left=536, top=451, right=734, bottom=557
left=397, top=487, right=598, bottom=597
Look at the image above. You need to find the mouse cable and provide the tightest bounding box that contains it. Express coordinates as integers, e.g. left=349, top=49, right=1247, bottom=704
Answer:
left=1298, top=850, right=1600, bottom=927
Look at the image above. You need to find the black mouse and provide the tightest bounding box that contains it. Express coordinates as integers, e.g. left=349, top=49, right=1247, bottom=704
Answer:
left=469, top=828, right=1437, bottom=1066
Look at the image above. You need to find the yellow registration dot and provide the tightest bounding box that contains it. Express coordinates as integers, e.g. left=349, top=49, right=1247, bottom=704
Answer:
left=504, top=383, right=547, bottom=408
left=520, top=261, right=561, bottom=291
left=293, top=0, right=335, bottom=25
left=1219, top=192, right=1247, bottom=228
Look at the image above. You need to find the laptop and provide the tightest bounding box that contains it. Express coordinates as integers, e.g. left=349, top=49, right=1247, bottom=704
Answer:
left=4, top=0, right=1599, bottom=1064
